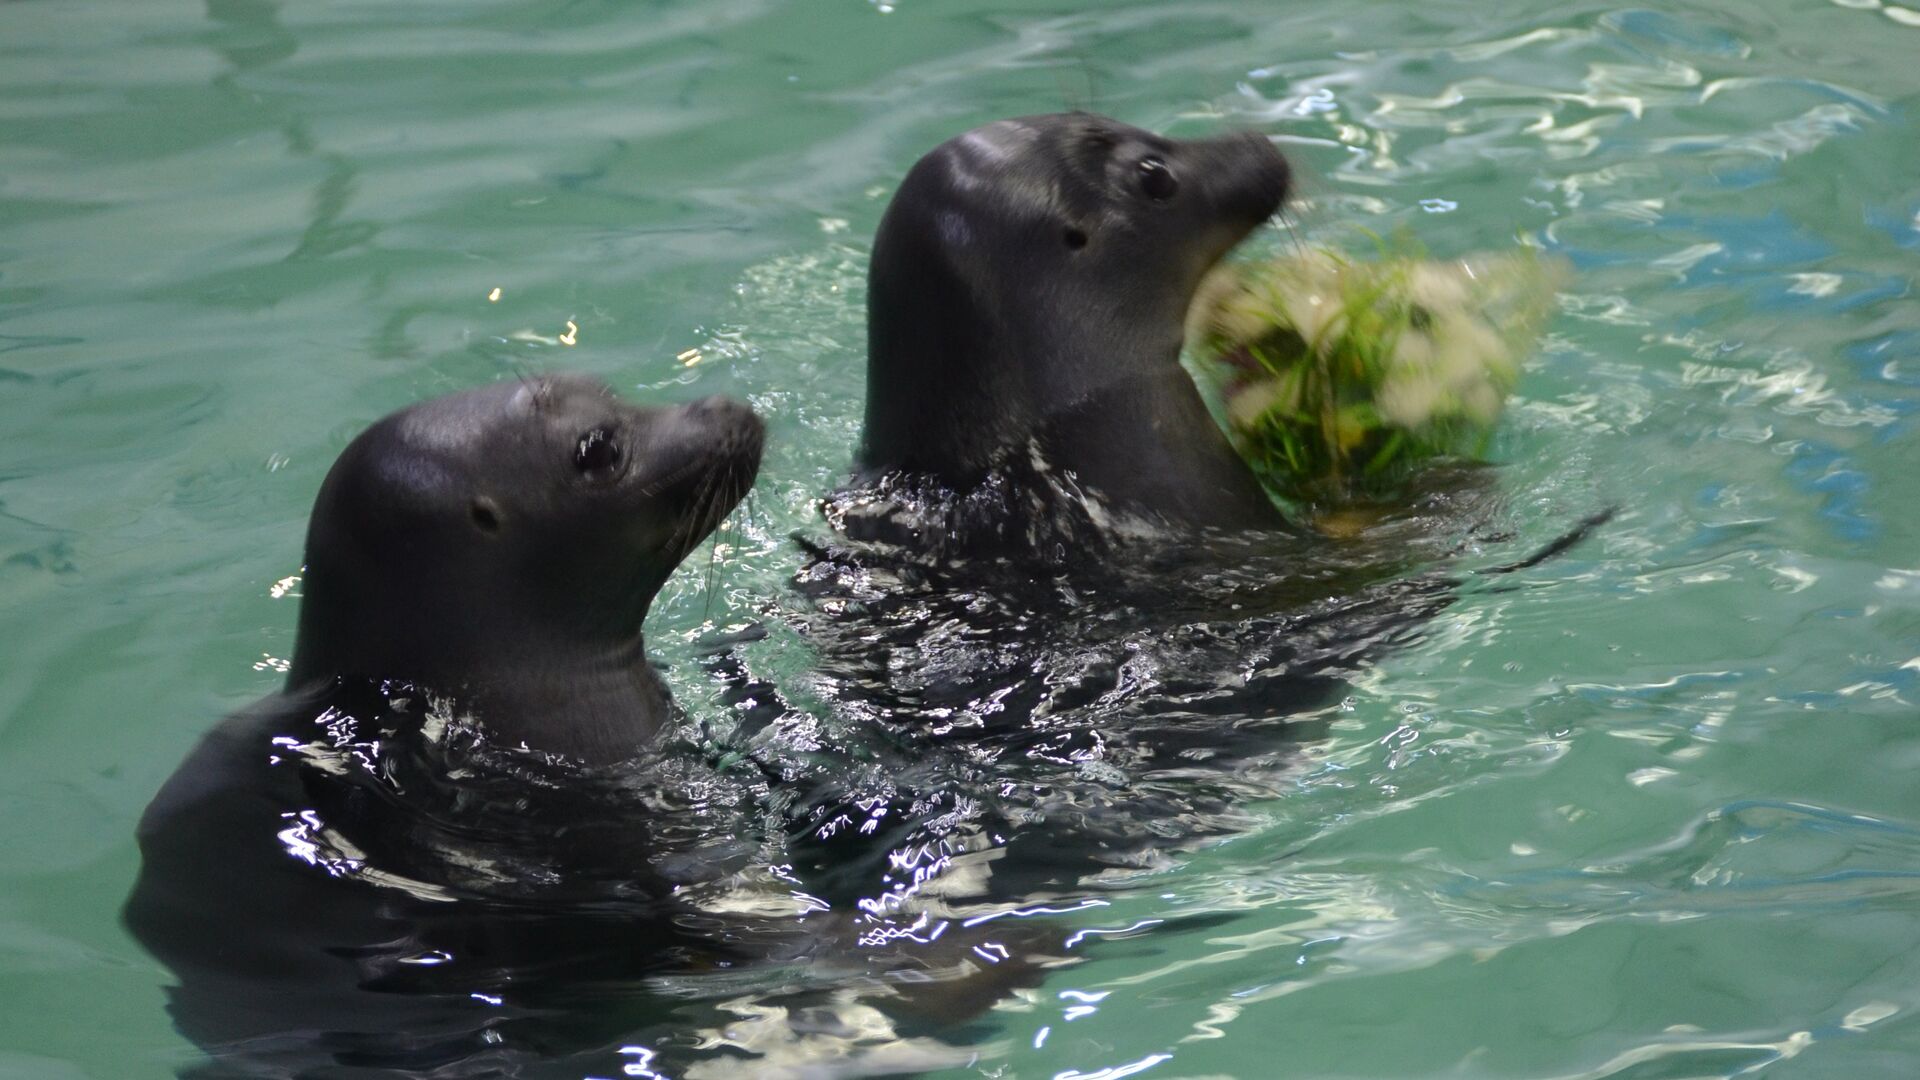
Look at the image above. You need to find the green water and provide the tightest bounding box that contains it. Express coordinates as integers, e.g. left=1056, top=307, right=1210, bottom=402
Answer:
left=4, top=0, right=1920, bottom=1076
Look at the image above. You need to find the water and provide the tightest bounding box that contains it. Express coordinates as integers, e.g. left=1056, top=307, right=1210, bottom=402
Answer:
left=4, top=0, right=1920, bottom=1076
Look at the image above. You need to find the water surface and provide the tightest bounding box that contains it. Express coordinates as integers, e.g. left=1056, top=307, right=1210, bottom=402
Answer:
left=4, top=0, right=1920, bottom=1076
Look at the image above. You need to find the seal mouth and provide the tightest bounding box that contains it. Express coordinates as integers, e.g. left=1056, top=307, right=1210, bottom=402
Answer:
left=648, top=399, right=765, bottom=560
left=1215, top=134, right=1289, bottom=247
left=1183, top=134, right=1291, bottom=350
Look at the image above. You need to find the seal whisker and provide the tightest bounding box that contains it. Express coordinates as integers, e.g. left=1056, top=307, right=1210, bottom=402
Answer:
left=1052, top=57, right=1097, bottom=114
left=506, top=361, right=546, bottom=409
left=697, top=466, right=757, bottom=620
left=700, top=525, right=723, bottom=622
left=671, top=466, right=722, bottom=558
left=1278, top=209, right=1307, bottom=256
left=705, top=485, right=746, bottom=620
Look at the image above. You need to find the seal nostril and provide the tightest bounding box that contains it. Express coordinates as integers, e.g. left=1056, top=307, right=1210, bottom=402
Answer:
left=1063, top=227, right=1088, bottom=251
left=470, top=498, right=502, bottom=533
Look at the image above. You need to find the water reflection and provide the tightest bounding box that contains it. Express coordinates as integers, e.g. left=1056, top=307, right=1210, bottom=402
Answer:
left=201, top=0, right=382, bottom=324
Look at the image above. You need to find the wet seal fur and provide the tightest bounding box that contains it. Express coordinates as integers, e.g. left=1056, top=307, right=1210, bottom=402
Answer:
left=124, top=376, right=765, bottom=1076
left=834, top=112, right=1294, bottom=556
left=287, top=375, right=763, bottom=763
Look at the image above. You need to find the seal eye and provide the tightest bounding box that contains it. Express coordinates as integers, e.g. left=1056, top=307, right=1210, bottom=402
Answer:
left=574, top=427, right=621, bottom=478
left=1137, top=157, right=1178, bottom=201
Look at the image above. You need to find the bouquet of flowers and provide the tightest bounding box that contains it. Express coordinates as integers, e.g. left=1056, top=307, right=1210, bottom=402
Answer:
left=1188, top=245, right=1565, bottom=511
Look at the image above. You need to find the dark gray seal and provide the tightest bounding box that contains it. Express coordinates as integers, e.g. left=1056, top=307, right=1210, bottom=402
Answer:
left=283, top=374, right=762, bottom=763
left=843, top=112, right=1293, bottom=550
left=124, top=375, right=764, bottom=1077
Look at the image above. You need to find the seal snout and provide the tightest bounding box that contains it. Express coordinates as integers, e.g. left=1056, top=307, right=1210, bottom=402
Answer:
left=680, top=394, right=765, bottom=473
left=636, top=395, right=764, bottom=530
left=1201, top=130, right=1290, bottom=227
left=1244, top=131, right=1291, bottom=220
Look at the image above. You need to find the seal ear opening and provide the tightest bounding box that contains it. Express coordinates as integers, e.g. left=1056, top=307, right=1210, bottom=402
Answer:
left=1063, top=227, right=1089, bottom=250
left=469, top=497, right=503, bottom=534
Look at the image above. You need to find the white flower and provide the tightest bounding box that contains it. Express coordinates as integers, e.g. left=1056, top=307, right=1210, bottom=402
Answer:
left=1190, top=267, right=1266, bottom=345
left=1407, top=262, right=1472, bottom=314
left=1282, top=289, right=1340, bottom=351
left=1434, top=317, right=1504, bottom=391
left=1460, top=381, right=1503, bottom=425
left=1378, top=370, right=1445, bottom=428
left=1227, top=379, right=1294, bottom=429
left=1390, top=329, right=1437, bottom=377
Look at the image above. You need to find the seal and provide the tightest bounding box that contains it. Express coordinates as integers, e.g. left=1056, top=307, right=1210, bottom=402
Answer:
left=845, top=112, right=1294, bottom=549
left=283, top=374, right=763, bottom=763
left=124, top=375, right=764, bottom=1076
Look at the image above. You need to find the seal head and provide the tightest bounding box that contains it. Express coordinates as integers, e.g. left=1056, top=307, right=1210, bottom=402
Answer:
left=290, top=374, right=762, bottom=762
left=856, top=112, right=1291, bottom=537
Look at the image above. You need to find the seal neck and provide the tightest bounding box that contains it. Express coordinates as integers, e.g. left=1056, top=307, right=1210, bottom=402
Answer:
left=1035, top=363, right=1288, bottom=533
left=454, top=638, right=674, bottom=765
left=857, top=192, right=1284, bottom=533
left=859, top=291, right=1287, bottom=534
left=288, top=583, right=672, bottom=765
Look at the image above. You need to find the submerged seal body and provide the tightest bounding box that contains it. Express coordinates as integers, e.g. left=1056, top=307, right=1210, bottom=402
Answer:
left=125, top=376, right=764, bottom=1076
left=843, top=112, right=1293, bottom=550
